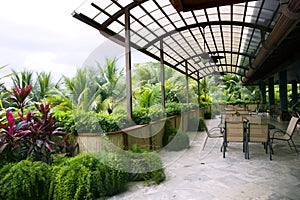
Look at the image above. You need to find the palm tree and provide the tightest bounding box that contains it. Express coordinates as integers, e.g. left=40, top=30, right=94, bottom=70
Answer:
left=97, top=58, right=125, bottom=113
left=64, top=68, right=101, bottom=112
left=11, top=69, right=34, bottom=89
left=32, top=72, right=60, bottom=102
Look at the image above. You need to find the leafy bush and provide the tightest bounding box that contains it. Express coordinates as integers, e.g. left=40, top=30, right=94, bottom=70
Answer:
left=148, top=105, right=166, bottom=121
left=73, top=110, right=100, bottom=133
left=165, top=102, right=181, bottom=116
left=95, top=151, right=128, bottom=196
left=204, top=111, right=212, bottom=119
left=50, top=153, right=128, bottom=199
left=197, top=117, right=205, bottom=131
left=127, top=144, right=165, bottom=184
left=53, top=110, right=77, bottom=135
left=49, top=163, right=92, bottom=200
left=97, top=112, right=128, bottom=133
left=180, top=103, right=198, bottom=112
left=164, top=129, right=190, bottom=151
left=132, top=108, right=151, bottom=125
left=0, top=160, right=52, bottom=200
left=162, top=120, right=176, bottom=146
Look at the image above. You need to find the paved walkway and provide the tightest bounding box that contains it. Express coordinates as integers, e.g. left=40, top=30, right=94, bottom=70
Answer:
left=109, top=118, right=300, bottom=200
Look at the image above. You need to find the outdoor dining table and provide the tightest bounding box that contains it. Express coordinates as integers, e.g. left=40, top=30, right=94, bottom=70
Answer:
left=222, top=114, right=273, bottom=160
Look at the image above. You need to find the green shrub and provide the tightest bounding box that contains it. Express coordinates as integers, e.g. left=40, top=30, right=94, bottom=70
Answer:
left=73, top=110, right=100, bottom=134
left=0, top=162, right=14, bottom=182
left=127, top=145, right=165, bottom=184
left=204, top=111, right=212, bottom=119
left=163, top=127, right=177, bottom=147
left=162, top=119, right=174, bottom=146
left=149, top=105, right=166, bottom=121
left=165, top=102, right=181, bottom=116
left=0, top=160, right=52, bottom=200
left=164, top=129, right=190, bottom=151
left=97, top=112, right=128, bottom=133
left=132, top=108, right=151, bottom=125
left=198, top=117, right=205, bottom=131
left=49, top=163, right=92, bottom=200
left=53, top=110, right=77, bottom=135
left=95, top=151, right=128, bottom=196
left=50, top=153, right=128, bottom=199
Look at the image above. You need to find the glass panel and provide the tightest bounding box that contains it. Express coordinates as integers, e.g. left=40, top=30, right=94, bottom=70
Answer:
left=131, top=21, right=143, bottom=30
left=117, top=0, right=133, bottom=7
left=208, top=14, right=219, bottom=21
left=105, top=4, right=120, bottom=16
left=141, top=1, right=158, bottom=13
left=150, top=9, right=165, bottom=20
left=94, top=13, right=110, bottom=24
left=131, top=6, right=146, bottom=19
left=174, top=20, right=185, bottom=28
left=155, top=0, right=170, bottom=7
left=75, top=1, right=100, bottom=19
left=108, top=22, right=124, bottom=33
left=139, top=15, right=154, bottom=26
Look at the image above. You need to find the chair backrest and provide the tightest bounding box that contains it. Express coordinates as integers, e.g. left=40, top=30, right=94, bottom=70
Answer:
left=248, top=123, right=268, bottom=142
left=286, top=117, right=299, bottom=136
left=248, top=115, right=262, bottom=124
left=225, top=115, right=242, bottom=122
left=225, top=121, right=244, bottom=142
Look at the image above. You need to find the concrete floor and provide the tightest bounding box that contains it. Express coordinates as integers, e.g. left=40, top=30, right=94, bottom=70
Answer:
left=109, top=118, right=300, bottom=200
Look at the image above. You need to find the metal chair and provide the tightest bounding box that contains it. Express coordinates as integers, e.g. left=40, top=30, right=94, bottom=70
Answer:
left=270, top=116, right=299, bottom=154
left=222, top=121, right=244, bottom=158
left=247, top=123, right=272, bottom=160
left=202, top=121, right=224, bottom=150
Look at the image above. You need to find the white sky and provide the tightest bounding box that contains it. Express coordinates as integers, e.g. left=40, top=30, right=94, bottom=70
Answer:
left=0, top=0, right=154, bottom=86
left=0, top=0, right=104, bottom=83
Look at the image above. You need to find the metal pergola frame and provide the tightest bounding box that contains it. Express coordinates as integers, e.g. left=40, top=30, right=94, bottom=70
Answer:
left=72, top=0, right=300, bottom=119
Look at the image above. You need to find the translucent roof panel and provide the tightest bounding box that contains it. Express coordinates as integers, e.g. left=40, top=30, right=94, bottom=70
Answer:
left=73, top=0, right=282, bottom=81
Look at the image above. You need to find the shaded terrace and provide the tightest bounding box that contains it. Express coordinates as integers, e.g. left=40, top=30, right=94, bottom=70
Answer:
left=72, top=0, right=300, bottom=120
left=71, top=1, right=300, bottom=198
left=108, top=117, right=300, bottom=199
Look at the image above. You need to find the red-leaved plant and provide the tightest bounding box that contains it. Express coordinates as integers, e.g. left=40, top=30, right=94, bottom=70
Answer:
left=9, top=84, right=32, bottom=114
left=0, top=84, right=78, bottom=164
left=0, top=110, right=31, bottom=162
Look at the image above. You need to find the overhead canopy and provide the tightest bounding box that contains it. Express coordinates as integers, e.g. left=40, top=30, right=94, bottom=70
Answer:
left=72, top=0, right=300, bottom=84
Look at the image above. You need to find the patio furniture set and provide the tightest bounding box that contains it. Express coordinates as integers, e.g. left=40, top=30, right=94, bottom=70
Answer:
left=202, top=111, right=299, bottom=160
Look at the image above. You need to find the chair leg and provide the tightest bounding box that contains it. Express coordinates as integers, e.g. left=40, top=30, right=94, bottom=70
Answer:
left=268, top=142, right=273, bottom=160
left=287, top=140, right=293, bottom=150
left=223, top=141, right=226, bottom=158
left=270, top=139, right=274, bottom=154
left=290, top=139, right=299, bottom=154
left=245, top=142, right=249, bottom=159
left=202, top=135, right=208, bottom=150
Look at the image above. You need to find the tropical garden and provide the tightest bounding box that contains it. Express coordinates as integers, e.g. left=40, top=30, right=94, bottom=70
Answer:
left=0, top=59, right=284, bottom=199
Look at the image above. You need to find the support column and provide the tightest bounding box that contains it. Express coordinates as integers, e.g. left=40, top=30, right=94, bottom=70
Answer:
left=160, top=40, right=165, bottom=110
left=279, top=70, right=288, bottom=120
left=259, top=82, right=267, bottom=104
left=125, top=8, right=132, bottom=121
left=197, top=71, right=201, bottom=106
left=185, top=61, right=189, bottom=103
left=291, top=80, right=298, bottom=105
left=268, top=77, right=275, bottom=115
